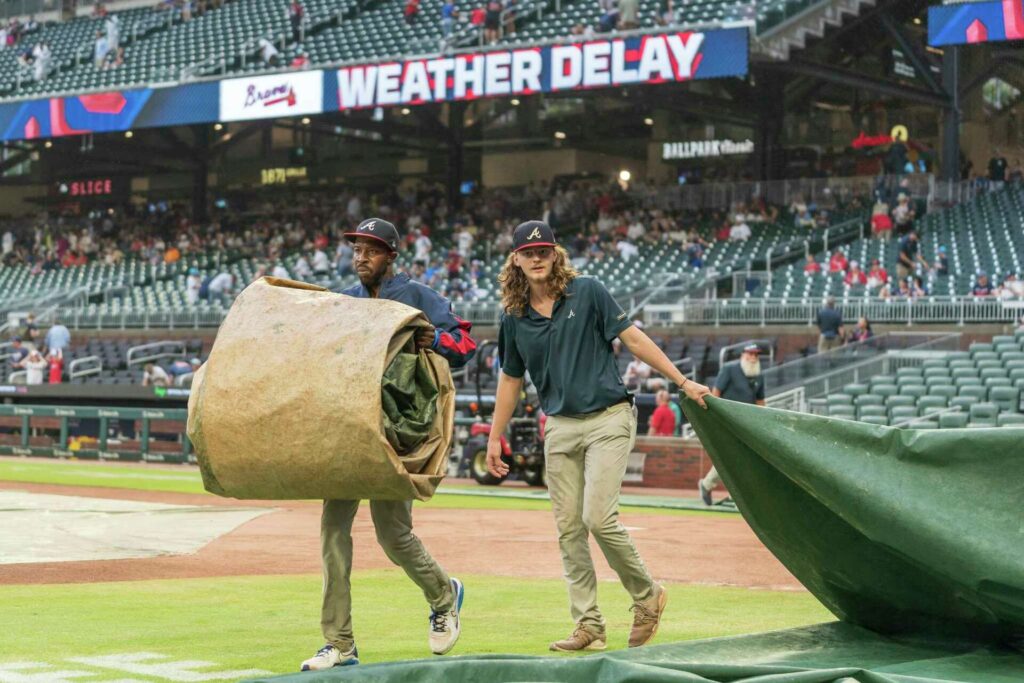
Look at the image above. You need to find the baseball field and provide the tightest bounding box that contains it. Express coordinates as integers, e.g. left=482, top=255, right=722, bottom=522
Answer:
left=0, top=458, right=832, bottom=682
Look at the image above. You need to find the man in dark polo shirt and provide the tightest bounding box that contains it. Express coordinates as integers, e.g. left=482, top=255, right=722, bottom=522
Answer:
left=815, top=297, right=844, bottom=354
left=486, top=220, right=711, bottom=654
left=699, top=343, right=765, bottom=505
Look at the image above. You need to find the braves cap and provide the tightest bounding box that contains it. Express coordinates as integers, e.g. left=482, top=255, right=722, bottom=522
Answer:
left=512, top=220, right=557, bottom=252
left=742, top=343, right=761, bottom=354
left=344, top=218, right=399, bottom=252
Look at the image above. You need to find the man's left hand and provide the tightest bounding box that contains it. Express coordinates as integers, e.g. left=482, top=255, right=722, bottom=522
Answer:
left=414, top=324, right=436, bottom=350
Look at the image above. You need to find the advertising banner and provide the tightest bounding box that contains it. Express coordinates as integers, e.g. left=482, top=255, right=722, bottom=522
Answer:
left=218, top=70, right=324, bottom=122
left=336, top=28, right=748, bottom=110
left=928, top=0, right=1024, bottom=45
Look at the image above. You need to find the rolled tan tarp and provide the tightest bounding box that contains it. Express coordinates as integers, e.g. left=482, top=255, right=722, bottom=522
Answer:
left=187, top=277, right=455, bottom=501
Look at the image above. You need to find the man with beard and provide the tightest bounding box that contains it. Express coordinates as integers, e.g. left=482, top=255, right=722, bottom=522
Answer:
left=487, top=220, right=712, bottom=654
left=698, top=344, right=765, bottom=506
left=300, top=217, right=476, bottom=672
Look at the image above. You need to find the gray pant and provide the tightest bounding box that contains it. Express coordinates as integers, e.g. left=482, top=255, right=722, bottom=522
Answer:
left=701, top=466, right=721, bottom=491
left=818, top=335, right=840, bottom=354
left=320, top=499, right=453, bottom=649
left=544, top=401, right=655, bottom=633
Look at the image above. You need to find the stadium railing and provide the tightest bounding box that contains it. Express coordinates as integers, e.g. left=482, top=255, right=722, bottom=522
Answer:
left=0, top=403, right=191, bottom=463
left=646, top=297, right=1024, bottom=327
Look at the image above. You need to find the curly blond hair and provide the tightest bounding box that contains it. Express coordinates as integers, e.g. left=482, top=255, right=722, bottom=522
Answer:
left=498, top=246, right=578, bottom=317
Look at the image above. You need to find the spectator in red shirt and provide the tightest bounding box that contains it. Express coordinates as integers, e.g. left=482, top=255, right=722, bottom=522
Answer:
left=404, top=0, right=420, bottom=24
left=866, top=259, right=888, bottom=289
left=804, top=255, right=821, bottom=274
left=828, top=249, right=848, bottom=273
left=470, top=5, right=485, bottom=24
left=647, top=389, right=676, bottom=436
left=844, top=260, right=867, bottom=286
left=47, top=349, right=63, bottom=384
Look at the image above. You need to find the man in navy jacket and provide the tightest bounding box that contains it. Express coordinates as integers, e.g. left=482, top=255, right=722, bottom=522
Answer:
left=302, top=218, right=476, bottom=672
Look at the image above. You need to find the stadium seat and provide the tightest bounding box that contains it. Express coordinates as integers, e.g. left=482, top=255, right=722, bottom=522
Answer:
left=989, top=387, right=1021, bottom=412
left=939, top=412, right=968, bottom=429
left=827, top=394, right=853, bottom=408
left=890, top=406, right=917, bottom=423
left=860, top=415, right=889, bottom=426
left=959, top=385, right=988, bottom=401
left=998, top=413, right=1024, bottom=427
left=828, top=405, right=856, bottom=419
left=928, top=385, right=957, bottom=400
left=886, top=395, right=916, bottom=410
left=968, top=403, right=999, bottom=427
left=873, top=384, right=899, bottom=398
left=925, top=376, right=953, bottom=387
left=857, top=405, right=887, bottom=419
left=843, top=383, right=869, bottom=397
left=854, top=394, right=883, bottom=407
left=950, top=396, right=979, bottom=411
left=899, top=384, right=928, bottom=398
left=917, top=396, right=948, bottom=415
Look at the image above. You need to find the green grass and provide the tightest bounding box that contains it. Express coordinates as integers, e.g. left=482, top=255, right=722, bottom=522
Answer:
left=0, top=458, right=715, bottom=517
left=1, top=571, right=832, bottom=680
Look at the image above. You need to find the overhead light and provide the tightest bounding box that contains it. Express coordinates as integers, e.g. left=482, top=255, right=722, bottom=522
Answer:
left=301, top=117, right=311, bottom=125
left=124, top=130, right=133, bottom=138
left=400, top=107, right=411, bottom=115
left=554, top=131, right=566, bottom=140
left=913, top=16, right=921, bottom=24
left=214, top=123, right=223, bottom=131
left=619, top=169, right=631, bottom=182
left=510, top=98, right=520, bottom=106
left=222, top=132, right=232, bottom=141
left=644, top=117, right=654, bottom=126
left=44, top=140, right=52, bottom=148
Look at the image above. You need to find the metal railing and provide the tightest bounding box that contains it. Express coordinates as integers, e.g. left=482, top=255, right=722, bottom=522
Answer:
left=68, top=355, right=103, bottom=380
left=645, top=296, right=1024, bottom=328
left=126, top=341, right=187, bottom=368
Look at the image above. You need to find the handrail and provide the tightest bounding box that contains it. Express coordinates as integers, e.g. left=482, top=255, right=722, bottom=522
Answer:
left=7, top=369, right=25, bottom=383
left=126, top=341, right=187, bottom=368
left=68, top=355, right=103, bottom=380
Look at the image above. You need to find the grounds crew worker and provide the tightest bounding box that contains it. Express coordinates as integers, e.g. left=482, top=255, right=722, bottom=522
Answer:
left=486, top=220, right=711, bottom=652
left=698, top=343, right=766, bottom=506
left=302, top=218, right=477, bottom=671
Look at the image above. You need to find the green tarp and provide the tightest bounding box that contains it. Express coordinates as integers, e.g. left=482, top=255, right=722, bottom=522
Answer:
left=248, top=623, right=1024, bottom=682
left=682, top=397, right=1024, bottom=643
left=381, top=351, right=438, bottom=458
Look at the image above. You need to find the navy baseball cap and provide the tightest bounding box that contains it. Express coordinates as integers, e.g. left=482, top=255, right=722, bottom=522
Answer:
left=344, top=218, right=399, bottom=252
left=742, top=343, right=761, bottom=354
left=512, top=220, right=557, bottom=252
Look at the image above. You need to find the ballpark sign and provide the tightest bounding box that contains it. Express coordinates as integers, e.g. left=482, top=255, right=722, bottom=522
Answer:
left=336, top=28, right=748, bottom=110
left=219, top=70, right=324, bottom=122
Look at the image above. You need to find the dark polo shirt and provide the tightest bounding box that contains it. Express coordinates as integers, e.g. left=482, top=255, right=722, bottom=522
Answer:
left=498, top=276, right=631, bottom=416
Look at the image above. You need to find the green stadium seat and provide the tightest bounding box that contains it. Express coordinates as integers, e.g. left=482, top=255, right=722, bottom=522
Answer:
left=860, top=415, right=889, bottom=426
left=854, top=394, right=884, bottom=407
left=998, top=413, right=1024, bottom=427
left=917, top=396, right=948, bottom=415
left=896, top=367, right=923, bottom=379
left=985, top=377, right=1012, bottom=389
left=989, top=386, right=1021, bottom=412
left=873, top=384, right=899, bottom=398
left=886, top=395, right=916, bottom=409
left=921, top=359, right=947, bottom=370
left=828, top=405, right=856, bottom=419
left=899, top=384, right=928, bottom=398
left=890, top=406, right=917, bottom=423
left=950, top=396, right=979, bottom=411
left=968, top=403, right=999, bottom=427
left=969, top=343, right=995, bottom=355
left=827, top=394, right=853, bottom=408
left=843, top=383, right=869, bottom=397
left=928, top=385, right=958, bottom=399
left=911, top=421, right=939, bottom=429
left=955, top=377, right=983, bottom=388
left=858, top=405, right=887, bottom=419
left=925, top=376, right=953, bottom=387
left=951, top=368, right=978, bottom=379
left=959, top=385, right=988, bottom=401
left=939, top=412, right=969, bottom=429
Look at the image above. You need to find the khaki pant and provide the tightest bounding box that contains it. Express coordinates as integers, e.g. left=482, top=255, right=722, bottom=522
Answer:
left=544, top=401, right=655, bottom=633
left=320, top=499, right=453, bottom=649
left=702, top=466, right=721, bottom=491
left=818, top=335, right=840, bottom=354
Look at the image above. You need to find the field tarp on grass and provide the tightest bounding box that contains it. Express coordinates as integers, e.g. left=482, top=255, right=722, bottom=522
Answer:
left=682, top=397, right=1024, bottom=643
left=249, top=622, right=1024, bottom=682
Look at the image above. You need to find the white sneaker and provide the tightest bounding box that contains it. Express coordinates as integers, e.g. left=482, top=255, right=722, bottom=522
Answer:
left=300, top=643, right=358, bottom=671
left=429, top=577, right=464, bottom=655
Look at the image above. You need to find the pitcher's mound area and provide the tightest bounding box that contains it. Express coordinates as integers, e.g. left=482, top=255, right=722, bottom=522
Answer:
left=0, top=490, right=270, bottom=564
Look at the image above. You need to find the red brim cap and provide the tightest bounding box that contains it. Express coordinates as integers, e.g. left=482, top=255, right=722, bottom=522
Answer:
left=343, top=232, right=396, bottom=251
left=513, top=242, right=557, bottom=252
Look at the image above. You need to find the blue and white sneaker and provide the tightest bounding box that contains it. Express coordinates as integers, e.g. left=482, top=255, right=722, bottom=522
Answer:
left=300, top=643, right=359, bottom=671
left=429, top=577, right=464, bottom=655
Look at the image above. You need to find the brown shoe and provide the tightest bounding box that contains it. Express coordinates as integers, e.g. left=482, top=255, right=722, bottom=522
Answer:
left=628, top=584, right=667, bottom=648
left=549, top=625, right=607, bottom=652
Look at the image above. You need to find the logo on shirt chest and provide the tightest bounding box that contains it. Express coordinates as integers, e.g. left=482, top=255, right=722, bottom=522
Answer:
left=568, top=309, right=575, bottom=319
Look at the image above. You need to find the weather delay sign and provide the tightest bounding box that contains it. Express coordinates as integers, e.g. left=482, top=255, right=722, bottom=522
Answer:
left=335, top=28, right=748, bottom=110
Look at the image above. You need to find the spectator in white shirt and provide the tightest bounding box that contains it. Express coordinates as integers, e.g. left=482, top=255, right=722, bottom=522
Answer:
left=456, top=226, right=474, bottom=259
left=272, top=262, right=290, bottom=279
left=293, top=255, right=312, bottom=279
left=615, top=238, right=639, bottom=261
left=623, top=358, right=651, bottom=391
left=23, top=350, right=46, bottom=385
left=142, top=363, right=170, bottom=387
left=207, top=272, right=234, bottom=302
left=414, top=230, right=432, bottom=261
left=257, top=37, right=280, bottom=66
left=729, top=220, right=751, bottom=241
left=312, top=248, right=330, bottom=275
left=185, top=268, right=202, bottom=306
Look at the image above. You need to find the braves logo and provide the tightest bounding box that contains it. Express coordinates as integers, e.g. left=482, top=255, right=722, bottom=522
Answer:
left=362, top=220, right=377, bottom=231
left=568, top=309, right=575, bottom=319
left=527, top=227, right=542, bottom=240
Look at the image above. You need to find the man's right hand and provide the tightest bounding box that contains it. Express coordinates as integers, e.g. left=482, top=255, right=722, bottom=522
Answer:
left=486, top=439, right=509, bottom=478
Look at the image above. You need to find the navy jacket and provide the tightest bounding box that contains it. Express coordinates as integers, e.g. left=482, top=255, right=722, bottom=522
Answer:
left=342, top=272, right=476, bottom=369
